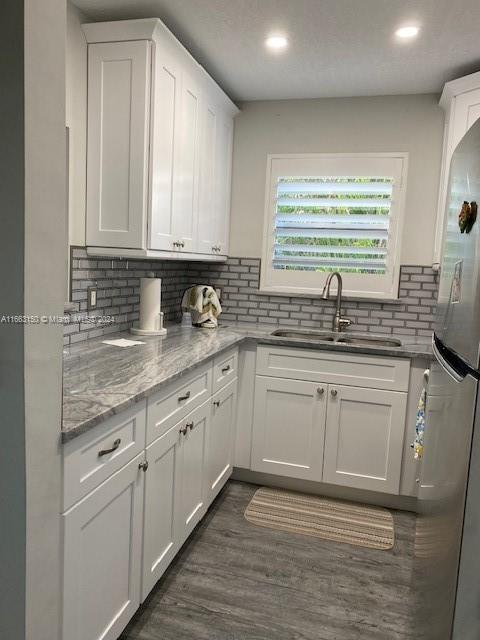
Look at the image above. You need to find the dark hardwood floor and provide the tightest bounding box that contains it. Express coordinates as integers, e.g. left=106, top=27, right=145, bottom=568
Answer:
left=120, top=481, right=416, bottom=640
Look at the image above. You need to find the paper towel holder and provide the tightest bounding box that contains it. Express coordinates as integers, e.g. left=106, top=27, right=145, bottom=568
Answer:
left=130, top=272, right=167, bottom=337
left=130, top=312, right=167, bottom=336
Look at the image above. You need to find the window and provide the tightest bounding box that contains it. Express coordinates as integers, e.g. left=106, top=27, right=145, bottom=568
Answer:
left=260, top=153, right=408, bottom=299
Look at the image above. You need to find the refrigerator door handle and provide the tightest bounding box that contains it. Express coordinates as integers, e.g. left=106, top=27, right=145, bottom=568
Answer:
left=433, top=332, right=480, bottom=381
left=432, top=336, right=464, bottom=383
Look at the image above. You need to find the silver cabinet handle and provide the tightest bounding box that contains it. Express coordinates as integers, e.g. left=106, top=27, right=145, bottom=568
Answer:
left=186, top=421, right=194, bottom=431
left=317, top=387, right=324, bottom=395
left=331, top=389, right=338, bottom=397
left=221, top=365, right=231, bottom=374
left=179, top=240, right=185, bottom=248
left=179, top=425, right=188, bottom=436
left=138, top=461, right=149, bottom=472
left=213, top=400, right=220, bottom=408
left=98, top=438, right=121, bottom=457
left=178, top=391, right=191, bottom=402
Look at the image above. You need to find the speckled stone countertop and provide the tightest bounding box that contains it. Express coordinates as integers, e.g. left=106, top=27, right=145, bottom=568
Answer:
left=62, top=322, right=432, bottom=442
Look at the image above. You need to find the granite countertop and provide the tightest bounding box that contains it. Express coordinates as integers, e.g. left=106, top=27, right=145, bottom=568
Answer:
left=62, top=322, right=432, bottom=443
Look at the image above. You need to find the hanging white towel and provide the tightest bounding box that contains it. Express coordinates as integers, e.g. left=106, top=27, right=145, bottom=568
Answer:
left=181, top=285, right=222, bottom=328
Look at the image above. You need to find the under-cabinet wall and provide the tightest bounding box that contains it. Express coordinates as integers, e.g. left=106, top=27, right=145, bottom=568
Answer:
left=64, top=252, right=438, bottom=345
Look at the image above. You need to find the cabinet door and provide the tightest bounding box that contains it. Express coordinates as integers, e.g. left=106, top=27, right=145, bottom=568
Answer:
left=323, top=385, right=407, bottom=494
left=63, top=454, right=144, bottom=640
left=142, top=424, right=182, bottom=600
left=196, top=97, right=218, bottom=255
left=251, top=376, right=327, bottom=481
left=213, top=114, right=234, bottom=255
left=86, top=41, right=151, bottom=249
left=171, top=71, right=202, bottom=253
left=206, top=379, right=237, bottom=503
left=177, top=402, right=210, bottom=544
left=148, top=44, right=182, bottom=251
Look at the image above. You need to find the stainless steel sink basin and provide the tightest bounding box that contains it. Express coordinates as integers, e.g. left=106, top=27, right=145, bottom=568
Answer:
left=271, top=328, right=402, bottom=348
left=335, top=336, right=402, bottom=348
left=270, top=329, right=336, bottom=341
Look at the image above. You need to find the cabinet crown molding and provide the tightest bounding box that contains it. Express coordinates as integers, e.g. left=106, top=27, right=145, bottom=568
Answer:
left=440, top=70, right=480, bottom=110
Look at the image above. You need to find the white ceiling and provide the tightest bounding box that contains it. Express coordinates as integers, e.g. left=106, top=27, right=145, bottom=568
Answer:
left=74, top=0, right=480, bottom=102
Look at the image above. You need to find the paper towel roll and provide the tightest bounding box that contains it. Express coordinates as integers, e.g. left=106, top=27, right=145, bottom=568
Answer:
left=139, top=277, right=161, bottom=332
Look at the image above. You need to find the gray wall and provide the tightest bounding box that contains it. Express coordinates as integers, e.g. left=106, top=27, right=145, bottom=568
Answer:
left=0, top=2, right=65, bottom=639
left=229, top=95, right=445, bottom=264
left=24, top=1, right=66, bottom=638
left=0, top=2, right=26, bottom=637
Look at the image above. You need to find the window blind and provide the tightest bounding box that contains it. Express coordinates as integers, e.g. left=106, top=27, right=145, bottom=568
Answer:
left=273, top=177, right=394, bottom=274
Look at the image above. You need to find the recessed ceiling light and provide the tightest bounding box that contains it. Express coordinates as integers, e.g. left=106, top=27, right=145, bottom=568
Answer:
left=265, top=35, right=288, bottom=50
left=395, top=25, right=420, bottom=39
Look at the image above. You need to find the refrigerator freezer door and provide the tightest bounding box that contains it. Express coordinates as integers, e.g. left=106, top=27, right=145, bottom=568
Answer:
left=413, top=359, right=477, bottom=640
left=453, top=397, right=480, bottom=639
left=436, top=119, right=480, bottom=370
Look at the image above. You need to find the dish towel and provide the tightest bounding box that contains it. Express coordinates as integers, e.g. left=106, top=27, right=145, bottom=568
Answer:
left=181, top=285, right=222, bottom=328
left=414, top=387, right=426, bottom=460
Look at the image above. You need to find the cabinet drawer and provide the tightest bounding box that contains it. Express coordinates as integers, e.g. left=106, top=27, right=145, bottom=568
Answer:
left=256, top=345, right=410, bottom=392
left=212, top=348, right=238, bottom=393
left=147, top=362, right=212, bottom=445
left=63, top=401, right=146, bottom=511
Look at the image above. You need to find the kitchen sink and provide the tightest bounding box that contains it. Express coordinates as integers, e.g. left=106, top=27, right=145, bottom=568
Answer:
left=271, top=328, right=402, bottom=348
left=270, top=329, right=337, bottom=341
left=335, top=336, right=402, bottom=348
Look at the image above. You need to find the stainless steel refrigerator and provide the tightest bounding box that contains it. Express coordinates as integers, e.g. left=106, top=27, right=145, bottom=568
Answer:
left=414, top=118, right=480, bottom=639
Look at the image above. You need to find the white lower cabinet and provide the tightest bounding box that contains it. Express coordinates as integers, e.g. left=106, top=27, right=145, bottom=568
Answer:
left=206, top=379, right=237, bottom=502
left=177, top=401, right=210, bottom=545
left=142, top=423, right=182, bottom=600
left=251, top=360, right=409, bottom=494
left=251, top=376, right=327, bottom=481
left=62, top=453, right=145, bottom=640
left=323, top=385, right=407, bottom=494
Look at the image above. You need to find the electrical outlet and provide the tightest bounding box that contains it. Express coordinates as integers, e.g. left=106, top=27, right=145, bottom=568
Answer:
left=87, top=286, right=97, bottom=311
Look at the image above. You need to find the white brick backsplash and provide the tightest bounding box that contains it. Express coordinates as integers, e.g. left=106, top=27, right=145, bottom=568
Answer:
left=186, top=258, right=438, bottom=337
left=66, top=252, right=439, bottom=345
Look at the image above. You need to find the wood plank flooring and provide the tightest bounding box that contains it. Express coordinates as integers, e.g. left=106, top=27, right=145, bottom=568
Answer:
left=120, top=481, right=416, bottom=640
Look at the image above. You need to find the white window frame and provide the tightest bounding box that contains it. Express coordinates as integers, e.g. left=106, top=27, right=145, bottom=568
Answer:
left=260, top=152, right=409, bottom=300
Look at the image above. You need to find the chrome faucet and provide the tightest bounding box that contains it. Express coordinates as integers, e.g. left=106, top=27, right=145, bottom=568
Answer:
left=321, top=272, right=352, bottom=332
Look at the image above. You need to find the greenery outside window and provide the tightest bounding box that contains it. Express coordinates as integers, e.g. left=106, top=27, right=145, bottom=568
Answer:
left=260, top=153, right=408, bottom=299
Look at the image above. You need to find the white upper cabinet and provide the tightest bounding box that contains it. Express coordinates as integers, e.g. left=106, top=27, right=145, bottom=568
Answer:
left=433, top=71, right=480, bottom=267
left=148, top=40, right=182, bottom=252
left=213, top=114, right=234, bottom=255
left=173, top=71, right=202, bottom=252
left=197, top=101, right=234, bottom=256
left=83, top=19, right=239, bottom=260
left=86, top=40, right=151, bottom=249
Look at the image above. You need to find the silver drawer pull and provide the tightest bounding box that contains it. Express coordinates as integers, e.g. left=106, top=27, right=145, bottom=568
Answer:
left=221, top=365, right=231, bottom=374
left=213, top=400, right=220, bottom=408
left=179, top=425, right=188, bottom=436
left=186, top=421, right=194, bottom=431
left=178, top=391, right=191, bottom=402
left=331, top=389, right=338, bottom=397
left=317, top=387, right=324, bottom=395
left=98, top=438, right=121, bottom=457
left=138, top=461, right=149, bottom=472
